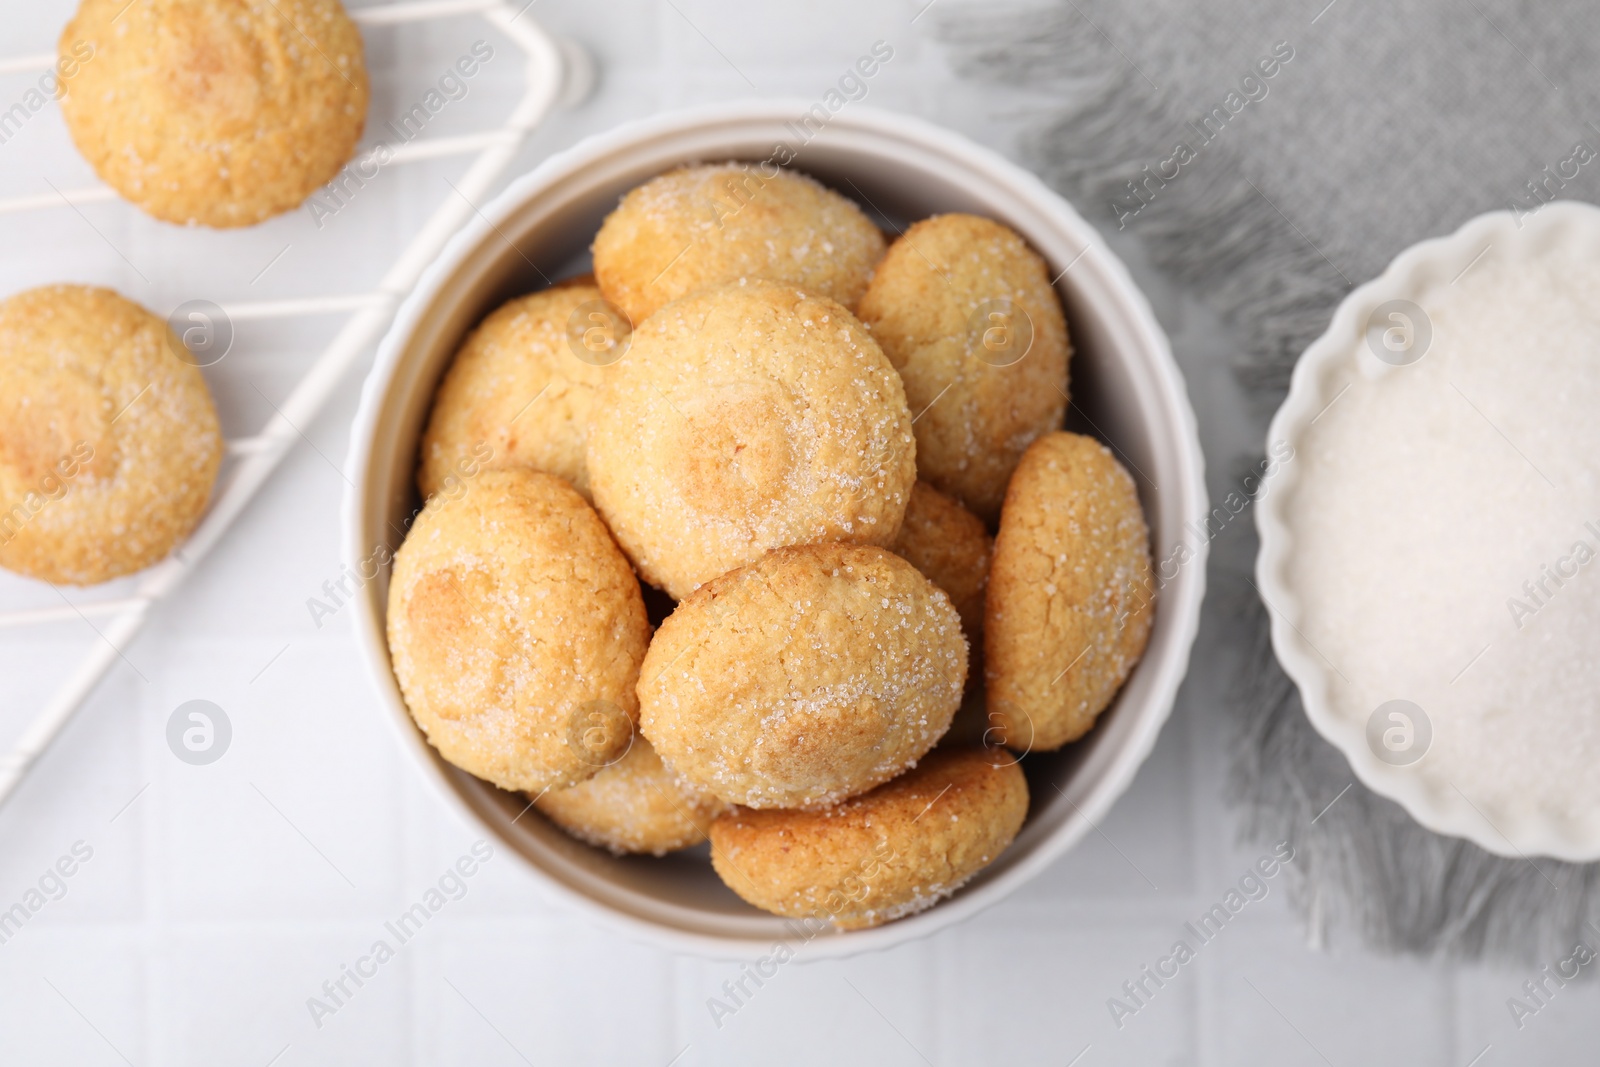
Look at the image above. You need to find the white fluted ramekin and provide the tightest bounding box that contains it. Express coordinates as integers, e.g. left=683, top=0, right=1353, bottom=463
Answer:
left=1257, top=200, right=1600, bottom=862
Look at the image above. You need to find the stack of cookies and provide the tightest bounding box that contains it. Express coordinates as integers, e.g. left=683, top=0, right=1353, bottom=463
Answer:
left=387, top=163, right=1155, bottom=929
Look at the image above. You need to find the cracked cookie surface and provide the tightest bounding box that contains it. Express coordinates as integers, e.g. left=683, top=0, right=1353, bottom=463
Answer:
left=587, top=280, right=916, bottom=601
left=985, top=431, right=1153, bottom=750
left=858, top=213, right=1070, bottom=521
left=0, top=285, right=221, bottom=585
left=60, top=0, right=369, bottom=228
left=709, top=748, right=1027, bottom=928
left=639, top=543, right=966, bottom=809
left=387, top=470, right=651, bottom=792
left=592, top=163, right=886, bottom=325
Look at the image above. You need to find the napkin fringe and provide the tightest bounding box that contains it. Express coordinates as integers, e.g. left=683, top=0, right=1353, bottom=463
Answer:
left=938, top=3, right=1345, bottom=400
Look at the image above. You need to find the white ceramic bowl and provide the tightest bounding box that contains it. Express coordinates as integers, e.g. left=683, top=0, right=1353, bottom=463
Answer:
left=345, top=101, right=1208, bottom=956
left=1256, top=201, right=1600, bottom=862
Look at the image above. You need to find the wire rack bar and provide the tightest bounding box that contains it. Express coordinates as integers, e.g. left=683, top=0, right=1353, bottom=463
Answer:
left=0, top=131, right=529, bottom=218
left=0, top=187, right=117, bottom=216
left=0, top=0, right=574, bottom=805
left=222, top=294, right=393, bottom=320
left=0, top=52, right=55, bottom=74
left=0, top=598, right=151, bottom=630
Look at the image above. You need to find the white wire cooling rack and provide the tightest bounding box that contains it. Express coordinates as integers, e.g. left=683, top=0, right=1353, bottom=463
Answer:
left=0, top=0, right=589, bottom=805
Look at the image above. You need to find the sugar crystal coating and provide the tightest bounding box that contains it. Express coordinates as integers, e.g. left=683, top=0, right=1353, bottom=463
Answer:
left=592, top=162, right=886, bottom=325
left=858, top=213, right=1071, bottom=521
left=60, top=0, right=369, bottom=228
left=587, top=280, right=917, bottom=601
left=639, top=543, right=968, bottom=809
left=709, top=748, right=1027, bottom=929
left=0, top=285, right=222, bottom=585
left=387, top=470, right=651, bottom=793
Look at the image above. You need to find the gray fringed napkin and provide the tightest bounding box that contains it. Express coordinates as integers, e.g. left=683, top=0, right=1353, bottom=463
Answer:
left=935, top=0, right=1600, bottom=964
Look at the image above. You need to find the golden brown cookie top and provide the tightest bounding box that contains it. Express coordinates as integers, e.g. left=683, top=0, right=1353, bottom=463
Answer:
left=985, top=431, right=1153, bottom=751
left=417, top=284, right=628, bottom=502
left=533, top=737, right=730, bottom=856
left=591, top=163, right=886, bottom=325
left=586, top=280, right=916, bottom=600
left=857, top=213, right=1070, bottom=520
left=638, top=543, right=967, bottom=810
left=386, top=469, right=651, bottom=792
left=0, top=285, right=221, bottom=585
left=709, top=747, right=1029, bottom=928
left=891, top=480, right=993, bottom=639
left=59, top=0, right=368, bottom=227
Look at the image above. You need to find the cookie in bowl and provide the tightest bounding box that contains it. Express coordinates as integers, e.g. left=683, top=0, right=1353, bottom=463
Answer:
left=592, top=162, right=886, bottom=325
left=533, top=737, right=731, bottom=857
left=858, top=213, right=1071, bottom=521
left=709, top=747, right=1028, bottom=929
left=986, top=431, right=1153, bottom=751
left=587, top=280, right=916, bottom=601
left=891, top=479, right=992, bottom=641
left=386, top=469, right=651, bottom=792
left=639, top=543, right=966, bottom=810
left=417, top=282, right=628, bottom=502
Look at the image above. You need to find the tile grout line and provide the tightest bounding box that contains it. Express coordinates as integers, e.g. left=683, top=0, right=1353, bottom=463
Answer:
left=138, top=663, right=163, bottom=1067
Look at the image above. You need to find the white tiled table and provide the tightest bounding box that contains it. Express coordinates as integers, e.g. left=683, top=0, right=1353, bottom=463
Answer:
left=2, top=2, right=1597, bottom=1064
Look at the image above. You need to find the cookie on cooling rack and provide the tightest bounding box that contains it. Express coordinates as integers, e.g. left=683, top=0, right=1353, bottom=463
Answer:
left=387, top=469, right=651, bottom=793
left=533, top=737, right=731, bottom=856
left=0, top=285, right=222, bottom=585
left=417, top=282, right=628, bottom=502
left=709, top=747, right=1028, bottom=929
left=59, top=0, right=369, bottom=228
left=638, top=543, right=966, bottom=810
left=586, top=279, right=916, bottom=600
left=857, top=213, right=1071, bottom=521
left=591, top=163, right=887, bottom=325
left=986, top=431, right=1153, bottom=751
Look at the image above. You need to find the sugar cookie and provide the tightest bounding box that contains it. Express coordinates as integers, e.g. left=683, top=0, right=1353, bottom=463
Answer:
left=858, top=213, right=1070, bottom=520
left=387, top=470, right=651, bottom=792
left=60, top=0, right=368, bottom=228
left=587, top=280, right=916, bottom=600
left=891, top=480, right=991, bottom=639
left=417, top=283, right=628, bottom=501
left=986, top=432, right=1153, bottom=750
left=592, top=163, right=886, bottom=325
left=639, top=543, right=966, bottom=810
left=0, top=285, right=221, bottom=585
left=709, top=748, right=1028, bottom=929
left=534, top=737, right=730, bottom=856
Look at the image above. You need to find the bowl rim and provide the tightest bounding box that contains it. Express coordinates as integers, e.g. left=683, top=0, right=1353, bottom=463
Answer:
left=1254, top=198, right=1600, bottom=862
left=344, top=98, right=1209, bottom=957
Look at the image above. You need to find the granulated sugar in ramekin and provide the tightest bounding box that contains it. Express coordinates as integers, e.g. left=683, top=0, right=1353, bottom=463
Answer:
left=1287, top=238, right=1600, bottom=828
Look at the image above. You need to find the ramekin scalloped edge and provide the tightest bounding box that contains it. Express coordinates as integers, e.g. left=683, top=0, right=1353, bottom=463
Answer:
left=1256, top=200, right=1600, bottom=862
